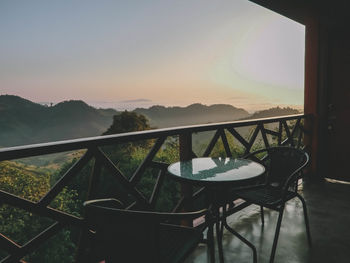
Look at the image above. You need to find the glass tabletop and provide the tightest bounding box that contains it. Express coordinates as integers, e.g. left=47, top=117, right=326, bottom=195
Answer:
left=167, top=157, right=265, bottom=185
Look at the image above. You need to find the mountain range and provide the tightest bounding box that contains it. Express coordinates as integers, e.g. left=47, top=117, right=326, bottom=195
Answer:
left=134, top=103, right=249, bottom=128
left=0, top=95, right=301, bottom=147
left=0, top=95, right=118, bottom=147
left=243, top=106, right=300, bottom=120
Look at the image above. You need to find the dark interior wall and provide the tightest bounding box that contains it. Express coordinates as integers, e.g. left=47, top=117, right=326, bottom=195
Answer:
left=308, top=18, right=350, bottom=181
left=322, top=26, right=350, bottom=181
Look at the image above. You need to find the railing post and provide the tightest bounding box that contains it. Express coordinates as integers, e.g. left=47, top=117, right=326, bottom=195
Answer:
left=179, top=132, right=193, bottom=226
left=76, top=151, right=102, bottom=262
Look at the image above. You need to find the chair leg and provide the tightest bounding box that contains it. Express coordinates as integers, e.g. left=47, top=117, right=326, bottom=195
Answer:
left=220, top=215, right=224, bottom=237
left=216, top=222, right=224, bottom=263
left=260, top=206, right=264, bottom=226
left=216, top=213, right=224, bottom=263
left=207, top=224, right=216, bottom=263
left=207, top=226, right=215, bottom=263
left=269, top=206, right=285, bottom=263
left=296, top=193, right=312, bottom=246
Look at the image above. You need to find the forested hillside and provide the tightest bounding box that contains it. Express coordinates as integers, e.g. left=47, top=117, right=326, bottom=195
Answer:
left=0, top=95, right=118, bottom=147
left=134, top=103, right=249, bottom=128
left=242, top=106, right=300, bottom=120
left=0, top=95, right=301, bottom=148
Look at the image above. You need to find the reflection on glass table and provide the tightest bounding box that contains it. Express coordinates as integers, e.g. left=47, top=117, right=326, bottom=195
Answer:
left=168, top=157, right=265, bottom=184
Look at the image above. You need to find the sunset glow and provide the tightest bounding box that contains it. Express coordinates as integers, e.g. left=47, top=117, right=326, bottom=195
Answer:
left=0, top=0, right=305, bottom=112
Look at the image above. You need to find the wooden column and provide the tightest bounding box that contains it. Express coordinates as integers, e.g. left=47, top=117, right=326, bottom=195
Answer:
left=304, top=17, right=322, bottom=180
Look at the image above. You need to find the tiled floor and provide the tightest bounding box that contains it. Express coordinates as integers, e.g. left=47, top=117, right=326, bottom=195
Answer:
left=185, top=180, right=350, bottom=263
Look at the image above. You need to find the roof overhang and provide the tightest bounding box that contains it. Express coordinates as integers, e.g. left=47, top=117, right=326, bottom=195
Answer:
left=249, top=0, right=310, bottom=24
left=249, top=0, right=350, bottom=27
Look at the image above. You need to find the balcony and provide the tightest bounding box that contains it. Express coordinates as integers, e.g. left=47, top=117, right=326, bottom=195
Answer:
left=2, top=0, right=350, bottom=261
left=0, top=114, right=318, bottom=261
left=0, top=113, right=349, bottom=262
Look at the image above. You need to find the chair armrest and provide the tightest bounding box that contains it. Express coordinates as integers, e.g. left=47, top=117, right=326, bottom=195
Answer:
left=281, top=152, right=309, bottom=196
left=84, top=198, right=208, bottom=223
left=281, top=169, right=304, bottom=201
left=155, top=208, right=209, bottom=222
left=233, top=184, right=266, bottom=192
left=84, top=198, right=124, bottom=209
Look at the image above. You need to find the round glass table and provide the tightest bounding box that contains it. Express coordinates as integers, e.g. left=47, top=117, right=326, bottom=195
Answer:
left=168, top=157, right=265, bottom=263
left=167, top=157, right=265, bottom=186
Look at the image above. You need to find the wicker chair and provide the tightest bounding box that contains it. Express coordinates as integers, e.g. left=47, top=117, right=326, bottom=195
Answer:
left=235, top=147, right=312, bottom=263
left=83, top=198, right=212, bottom=263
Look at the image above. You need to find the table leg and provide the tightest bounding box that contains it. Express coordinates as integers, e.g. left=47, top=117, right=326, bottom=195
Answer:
left=215, top=208, right=225, bottom=263
left=207, top=222, right=216, bottom=263
left=222, top=205, right=257, bottom=263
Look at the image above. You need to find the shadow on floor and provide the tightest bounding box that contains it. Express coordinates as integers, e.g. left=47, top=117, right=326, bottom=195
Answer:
left=185, top=180, right=350, bottom=263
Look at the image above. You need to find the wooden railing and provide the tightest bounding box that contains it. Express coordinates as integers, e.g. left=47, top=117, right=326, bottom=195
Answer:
left=0, top=114, right=311, bottom=262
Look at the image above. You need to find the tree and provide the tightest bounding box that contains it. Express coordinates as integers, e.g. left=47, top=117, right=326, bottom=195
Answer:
left=103, top=111, right=151, bottom=135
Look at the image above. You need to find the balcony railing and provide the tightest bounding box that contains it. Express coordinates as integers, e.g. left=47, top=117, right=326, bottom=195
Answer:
left=0, top=114, right=311, bottom=262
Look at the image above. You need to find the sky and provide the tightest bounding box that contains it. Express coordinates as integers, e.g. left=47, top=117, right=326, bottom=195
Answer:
left=0, top=0, right=305, bottom=112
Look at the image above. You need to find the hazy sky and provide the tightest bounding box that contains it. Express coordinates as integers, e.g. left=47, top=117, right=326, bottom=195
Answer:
left=0, top=0, right=305, bottom=112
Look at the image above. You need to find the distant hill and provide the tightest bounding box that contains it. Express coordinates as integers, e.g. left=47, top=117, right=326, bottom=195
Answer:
left=134, top=103, right=250, bottom=128
left=242, top=107, right=301, bottom=120
left=0, top=95, right=302, bottom=148
left=0, top=95, right=118, bottom=147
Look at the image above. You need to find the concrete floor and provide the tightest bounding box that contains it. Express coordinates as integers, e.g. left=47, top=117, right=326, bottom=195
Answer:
left=185, top=180, right=350, bottom=263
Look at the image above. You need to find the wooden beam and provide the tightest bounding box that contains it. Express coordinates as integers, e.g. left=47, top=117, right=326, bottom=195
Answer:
left=304, top=17, right=322, bottom=180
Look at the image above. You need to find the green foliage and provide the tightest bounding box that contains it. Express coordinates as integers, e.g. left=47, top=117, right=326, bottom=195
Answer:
left=0, top=161, right=80, bottom=262
left=129, top=140, right=181, bottom=211
left=27, top=228, right=76, bottom=263
left=103, top=111, right=151, bottom=135
left=50, top=158, right=90, bottom=215
left=0, top=161, right=49, bottom=202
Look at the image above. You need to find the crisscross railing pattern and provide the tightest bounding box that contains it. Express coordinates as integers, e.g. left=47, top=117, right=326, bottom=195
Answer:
left=0, top=114, right=311, bottom=262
